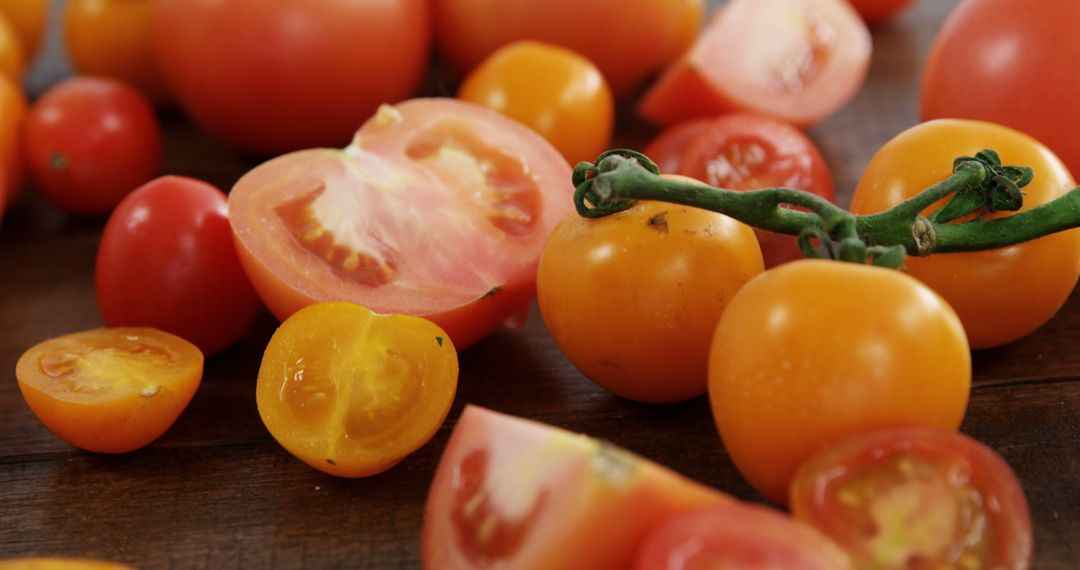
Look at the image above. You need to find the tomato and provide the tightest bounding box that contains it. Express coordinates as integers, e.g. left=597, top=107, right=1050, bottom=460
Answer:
left=634, top=503, right=853, bottom=570
left=922, top=0, right=1080, bottom=178
left=229, top=99, right=573, bottom=350
left=422, top=405, right=731, bottom=569
left=23, top=77, right=162, bottom=215
left=641, top=118, right=713, bottom=175
left=152, top=0, right=430, bottom=155
left=0, top=75, right=26, bottom=197
left=850, top=120, right=1080, bottom=349
left=64, top=0, right=169, bottom=103
left=257, top=302, right=457, bottom=478
left=791, top=426, right=1032, bottom=570
left=538, top=198, right=764, bottom=403
left=709, top=260, right=970, bottom=505
left=0, top=0, right=48, bottom=58
left=458, top=41, right=614, bottom=166
left=845, top=0, right=915, bottom=24
left=15, top=327, right=204, bottom=453
left=0, top=560, right=133, bottom=570
left=640, top=0, right=871, bottom=128
left=96, top=176, right=260, bottom=356
left=434, top=0, right=704, bottom=96
left=0, top=12, right=25, bottom=83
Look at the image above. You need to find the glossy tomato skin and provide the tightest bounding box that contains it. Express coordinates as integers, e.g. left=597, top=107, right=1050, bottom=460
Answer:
left=65, top=0, right=169, bottom=103
left=96, top=176, right=260, bottom=356
left=422, top=406, right=731, bottom=569
left=538, top=198, right=764, bottom=403
left=709, top=260, right=971, bottom=505
left=152, top=0, right=430, bottom=155
left=0, top=0, right=48, bottom=58
left=850, top=120, right=1080, bottom=349
left=0, top=12, right=26, bottom=83
left=641, top=118, right=713, bottom=174
left=791, top=426, right=1032, bottom=570
left=846, top=0, right=915, bottom=25
left=922, top=0, right=1080, bottom=177
left=0, top=559, right=134, bottom=570
left=23, top=77, right=161, bottom=215
left=459, top=41, right=614, bottom=166
left=0, top=75, right=26, bottom=197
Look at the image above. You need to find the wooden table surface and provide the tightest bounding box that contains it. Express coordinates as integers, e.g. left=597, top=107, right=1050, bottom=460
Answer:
left=2, top=1, right=1078, bottom=568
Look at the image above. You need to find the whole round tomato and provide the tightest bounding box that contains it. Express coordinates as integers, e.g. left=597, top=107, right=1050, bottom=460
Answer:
left=0, top=0, right=48, bottom=58
left=96, top=176, right=260, bottom=355
left=64, top=0, right=169, bottom=103
left=641, top=118, right=713, bottom=174
left=459, top=41, right=614, bottom=166
left=538, top=197, right=764, bottom=403
left=23, top=77, right=161, bottom=215
left=152, top=0, right=430, bottom=155
left=922, top=0, right=1080, bottom=177
left=850, top=119, right=1080, bottom=349
left=434, top=0, right=703, bottom=96
left=846, top=0, right=915, bottom=25
left=709, top=260, right=971, bottom=505
left=229, top=99, right=573, bottom=350
left=0, top=75, right=26, bottom=197
left=0, top=13, right=25, bottom=83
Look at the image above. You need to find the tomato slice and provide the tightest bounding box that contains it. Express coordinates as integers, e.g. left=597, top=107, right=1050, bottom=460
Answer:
left=790, top=426, right=1033, bottom=570
left=639, top=0, right=871, bottom=127
left=422, top=406, right=731, bottom=569
left=229, top=98, right=573, bottom=349
left=15, top=327, right=204, bottom=453
left=256, top=302, right=457, bottom=478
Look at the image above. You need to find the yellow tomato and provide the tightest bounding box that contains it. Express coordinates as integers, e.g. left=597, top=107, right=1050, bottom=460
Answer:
left=64, top=0, right=169, bottom=102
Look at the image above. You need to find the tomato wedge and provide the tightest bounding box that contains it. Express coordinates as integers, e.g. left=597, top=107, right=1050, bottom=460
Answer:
left=229, top=98, right=573, bottom=349
left=15, top=327, right=204, bottom=453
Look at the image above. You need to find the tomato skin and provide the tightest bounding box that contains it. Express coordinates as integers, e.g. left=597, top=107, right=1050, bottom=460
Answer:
left=152, top=0, right=430, bottom=155
left=846, top=0, right=915, bottom=25
left=459, top=41, right=614, bottom=166
left=709, top=260, right=971, bottom=505
left=922, top=0, right=1080, bottom=178
left=641, top=118, right=714, bottom=175
left=0, top=75, right=27, bottom=198
left=0, top=12, right=26, bottom=83
left=23, top=77, right=162, bottom=215
left=790, top=426, right=1032, bottom=570
left=850, top=119, right=1080, bottom=349
left=96, top=176, right=260, bottom=356
left=538, top=199, right=764, bottom=403
left=0, top=559, right=134, bottom=570
left=0, top=0, right=47, bottom=59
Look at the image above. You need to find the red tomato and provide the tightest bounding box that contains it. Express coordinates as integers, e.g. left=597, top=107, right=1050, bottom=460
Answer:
left=23, top=77, right=161, bottom=215
left=422, top=406, right=731, bottom=569
left=228, top=99, right=573, bottom=350
left=846, top=0, right=915, bottom=25
left=96, top=176, right=260, bottom=355
left=634, top=503, right=853, bottom=569
left=640, top=0, right=871, bottom=128
left=791, top=426, right=1032, bottom=570
left=921, top=0, right=1080, bottom=178
left=641, top=118, right=713, bottom=174
left=152, top=0, right=430, bottom=155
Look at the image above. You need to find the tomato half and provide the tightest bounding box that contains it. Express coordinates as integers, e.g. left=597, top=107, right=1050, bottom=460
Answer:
left=791, top=426, right=1032, bottom=570
left=634, top=503, right=853, bottom=569
left=640, top=0, right=871, bottom=128
left=422, top=406, right=731, bottom=569
left=846, top=0, right=915, bottom=25
left=850, top=119, right=1080, bottom=349
left=0, top=559, right=133, bottom=570
left=229, top=98, right=573, bottom=350
left=257, top=302, right=457, bottom=477
left=709, top=260, right=971, bottom=505
left=15, top=327, right=204, bottom=453
left=0, top=0, right=48, bottom=59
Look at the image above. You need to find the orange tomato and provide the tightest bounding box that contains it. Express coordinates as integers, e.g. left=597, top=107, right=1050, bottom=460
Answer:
left=0, top=13, right=26, bottom=84
left=256, top=302, right=458, bottom=477
left=0, top=0, right=48, bottom=58
left=0, top=75, right=26, bottom=199
left=15, top=327, right=204, bottom=453
left=459, top=41, right=614, bottom=166
left=709, top=260, right=971, bottom=505
left=850, top=119, right=1080, bottom=349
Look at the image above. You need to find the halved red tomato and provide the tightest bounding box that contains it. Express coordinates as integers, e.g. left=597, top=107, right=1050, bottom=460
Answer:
left=639, top=0, right=871, bottom=128
left=228, top=98, right=573, bottom=350
left=421, top=406, right=731, bottom=569
left=790, top=426, right=1032, bottom=570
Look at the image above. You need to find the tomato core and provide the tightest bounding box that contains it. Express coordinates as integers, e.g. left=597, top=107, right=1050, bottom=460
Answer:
left=764, top=9, right=837, bottom=95
left=35, top=334, right=178, bottom=402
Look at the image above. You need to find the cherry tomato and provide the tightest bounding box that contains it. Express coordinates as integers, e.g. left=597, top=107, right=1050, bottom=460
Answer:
left=0, top=0, right=48, bottom=59
left=15, top=327, right=204, bottom=453
left=64, top=0, right=169, bottom=103
left=23, top=77, right=162, bottom=215
left=538, top=198, right=764, bottom=403
left=845, top=0, right=915, bottom=25
left=850, top=119, right=1080, bottom=349
left=634, top=503, right=853, bottom=570
left=922, top=0, right=1080, bottom=178
left=640, top=0, right=871, bottom=128
left=257, top=302, right=457, bottom=478
left=641, top=118, right=713, bottom=174
left=229, top=99, right=573, bottom=350
left=0, top=75, right=27, bottom=197
left=0, top=560, right=133, bottom=570
left=0, top=12, right=25, bottom=83
left=422, top=405, right=731, bottom=569
left=152, top=0, right=430, bottom=155
left=434, top=0, right=703, bottom=96
left=709, top=260, right=971, bottom=505
left=791, top=426, right=1032, bottom=570
left=96, top=176, right=260, bottom=356
left=458, top=41, right=614, bottom=166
